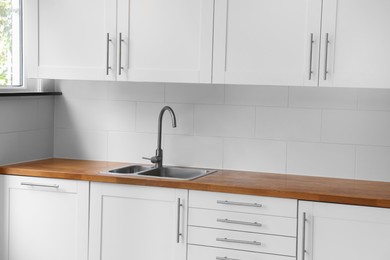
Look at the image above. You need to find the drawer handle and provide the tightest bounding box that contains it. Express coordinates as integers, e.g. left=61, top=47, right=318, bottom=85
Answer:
left=21, top=182, right=59, bottom=189
left=216, top=257, right=240, bottom=260
left=216, top=237, right=261, bottom=246
left=217, top=218, right=262, bottom=227
left=217, top=200, right=262, bottom=208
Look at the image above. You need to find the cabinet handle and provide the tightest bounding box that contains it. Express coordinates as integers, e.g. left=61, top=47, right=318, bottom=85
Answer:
left=302, top=212, right=307, bottom=260
left=216, top=238, right=261, bottom=246
left=177, top=198, right=183, bottom=243
left=118, top=32, right=124, bottom=76
left=20, top=182, right=59, bottom=189
left=323, top=33, right=330, bottom=80
left=106, top=33, right=112, bottom=75
left=216, top=257, right=240, bottom=260
left=308, top=33, right=314, bottom=80
left=217, top=200, right=262, bottom=208
left=217, top=218, right=262, bottom=227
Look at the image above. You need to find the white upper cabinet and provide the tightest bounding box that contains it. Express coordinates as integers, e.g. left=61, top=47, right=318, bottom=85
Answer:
left=212, top=0, right=322, bottom=86
left=319, top=0, right=390, bottom=88
left=117, top=0, right=214, bottom=83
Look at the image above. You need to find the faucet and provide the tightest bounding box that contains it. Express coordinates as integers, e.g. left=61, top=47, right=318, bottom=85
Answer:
left=143, top=106, right=177, bottom=168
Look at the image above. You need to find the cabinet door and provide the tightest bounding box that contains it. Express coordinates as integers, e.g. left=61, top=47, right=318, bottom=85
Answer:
left=213, top=0, right=322, bottom=86
left=320, top=0, right=390, bottom=88
left=117, top=0, right=214, bottom=83
left=298, top=201, right=390, bottom=260
left=0, top=175, right=89, bottom=260
left=32, top=0, right=116, bottom=80
left=89, top=182, right=188, bottom=260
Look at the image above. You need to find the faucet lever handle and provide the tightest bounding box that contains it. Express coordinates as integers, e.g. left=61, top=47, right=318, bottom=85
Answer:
left=142, top=156, right=160, bottom=164
left=142, top=157, right=152, bottom=161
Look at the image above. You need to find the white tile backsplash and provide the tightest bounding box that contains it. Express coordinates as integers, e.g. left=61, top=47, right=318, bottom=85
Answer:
left=107, top=81, right=165, bottom=102
left=106, top=101, right=137, bottom=132
left=356, top=146, right=390, bottom=182
left=165, top=83, right=225, bottom=104
left=225, top=85, right=288, bottom=107
left=357, top=88, right=390, bottom=111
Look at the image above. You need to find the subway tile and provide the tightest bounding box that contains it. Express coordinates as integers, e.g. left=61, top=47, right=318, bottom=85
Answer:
left=136, top=103, right=194, bottom=135
left=0, top=133, right=19, bottom=165
left=287, top=142, right=355, bottom=179
left=356, top=146, right=390, bottom=182
left=163, top=135, right=223, bottom=169
left=289, top=86, right=357, bottom=109
left=223, top=138, right=286, bottom=173
left=55, top=80, right=108, bottom=99
left=194, top=105, right=255, bottom=138
left=225, top=85, right=288, bottom=107
left=165, top=83, right=224, bottom=104
left=255, top=107, right=321, bottom=142
left=0, top=99, right=38, bottom=133
left=322, top=110, right=390, bottom=146
left=37, top=97, right=55, bottom=129
left=18, top=129, right=53, bottom=162
left=357, top=88, right=390, bottom=111
left=108, top=132, right=157, bottom=163
left=106, top=101, right=136, bottom=132
left=54, top=129, right=108, bottom=161
left=107, top=81, right=165, bottom=102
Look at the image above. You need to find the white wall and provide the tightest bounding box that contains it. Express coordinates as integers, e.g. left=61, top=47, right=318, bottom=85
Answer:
left=53, top=80, right=390, bottom=182
left=0, top=97, right=54, bottom=165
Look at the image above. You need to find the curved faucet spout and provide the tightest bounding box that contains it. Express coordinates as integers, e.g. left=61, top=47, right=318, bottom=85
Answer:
left=157, top=106, right=177, bottom=152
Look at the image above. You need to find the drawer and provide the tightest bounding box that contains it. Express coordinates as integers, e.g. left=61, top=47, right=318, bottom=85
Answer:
left=189, top=190, right=297, bottom=217
left=188, top=245, right=295, bottom=260
left=6, top=175, right=81, bottom=193
left=189, top=208, right=296, bottom=237
left=188, top=226, right=296, bottom=256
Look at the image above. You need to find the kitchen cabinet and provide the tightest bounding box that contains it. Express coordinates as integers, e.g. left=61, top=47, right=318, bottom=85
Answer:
left=188, top=190, right=297, bottom=259
left=88, top=182, right=187, bottom=260
left=0, top=175, right=89, bottom=260
left=30, top=0, right=214, bottom=83
left=298, top=201, right=390, bottom=260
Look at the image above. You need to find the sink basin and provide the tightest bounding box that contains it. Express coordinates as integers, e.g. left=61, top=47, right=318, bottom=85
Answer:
left=138, top=166, right=216, bottom=180
left=103, top=165, right=216, bottom=180
left=104, top=165, right=154, bottom=174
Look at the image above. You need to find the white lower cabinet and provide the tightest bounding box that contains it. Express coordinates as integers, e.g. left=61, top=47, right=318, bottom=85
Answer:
left=88, top=182, right=187, bottom=260
left=188, top=190, right=298, bottom=259
left=0, top=175, right=89, bottom=260
left=298, top=201, right=390, bottom=260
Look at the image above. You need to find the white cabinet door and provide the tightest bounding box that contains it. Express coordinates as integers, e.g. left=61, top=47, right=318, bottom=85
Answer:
left=89, top=182, right=188, bottom=260
left=213, top=0, right=322, bottom=86
left=319, top=0, right=390, bottom=88
left=32, top=0, right=116, bottom=80
left=117, top=0, right=214, bottom=83
left=0, top=175, right=89, bottom=260
left=298, top=201, right=390, bottom=260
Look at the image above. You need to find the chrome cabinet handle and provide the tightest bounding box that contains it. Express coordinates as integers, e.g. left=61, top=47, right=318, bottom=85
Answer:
left=217, top=200, right=262, bottom=208
left=21, top=182, right=59, bottom=189
left=302, top=212, right=307, bottom=260
left=216, top=238, right=261, bottom=246
left=323, top=33, right=330, bottom=80
left=216, top=257, right=240, bottom=260
left=106, top=33, right=112, bottom=75
left=308, top=33, right=314, bottom=80
left=118, top=32, right=124, bottom=75
left=177, top=198, right=183, bottom=243
left=217, top=218, right=262, bottom=227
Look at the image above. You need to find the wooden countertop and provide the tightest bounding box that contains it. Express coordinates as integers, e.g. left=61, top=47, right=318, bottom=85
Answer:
left=1, top=158, right=390, bottom=208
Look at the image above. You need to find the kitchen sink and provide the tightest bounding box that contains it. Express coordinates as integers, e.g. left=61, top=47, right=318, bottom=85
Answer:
left=102, top=165, right=216, bottom=180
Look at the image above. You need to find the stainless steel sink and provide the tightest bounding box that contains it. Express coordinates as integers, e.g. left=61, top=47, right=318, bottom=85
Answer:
left=102, top=165, right=216, bottom=180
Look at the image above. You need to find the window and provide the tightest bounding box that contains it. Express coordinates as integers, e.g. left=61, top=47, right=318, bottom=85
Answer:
left=0, top=0, right=23, bottom=87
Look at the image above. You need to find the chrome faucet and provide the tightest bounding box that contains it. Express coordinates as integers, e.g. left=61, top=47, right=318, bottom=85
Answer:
left=143, top=106, right=177, bottom=168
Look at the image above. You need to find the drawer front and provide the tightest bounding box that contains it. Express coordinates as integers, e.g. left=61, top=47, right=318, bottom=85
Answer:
left=7, top=175, right=80, bottom=193
left=189, top=190, right=297, bottom=217
left=189, top=208, right=296, bottom=237
left=188, top=245, right=295, bottom=260
left=188, top=226, right=296, bottom=256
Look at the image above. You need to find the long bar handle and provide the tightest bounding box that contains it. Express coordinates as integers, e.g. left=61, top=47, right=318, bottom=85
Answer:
left=217, top=200, right=262, bottom=208
left=216, top=238, right=261, bottom=246
left=216, top=257, right=240, bottom=260
left=106, top=33, right=112, bottom=75
left=21, top=182, right=59, bottom=189
left=308, top=33, right=314, bottom=80
left=118, top=33, right=124, bottom=76
left=177, top=198, right=183, bottom=243
left=217, top=218, right=262, bottom=227
left=323, top=33, right=330, bottom=80
left=302, top=212, right=307, bottom=260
